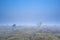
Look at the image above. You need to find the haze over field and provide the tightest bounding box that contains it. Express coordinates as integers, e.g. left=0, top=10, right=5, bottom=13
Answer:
left=0, top=0, right=60, bottom=40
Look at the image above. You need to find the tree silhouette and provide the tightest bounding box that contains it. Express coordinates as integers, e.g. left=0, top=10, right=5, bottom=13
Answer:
left=12, top=24, right=16, bottom=31
left=12, top=24, right=16, bottom=27
left=37, top=22, right=42, bottom=27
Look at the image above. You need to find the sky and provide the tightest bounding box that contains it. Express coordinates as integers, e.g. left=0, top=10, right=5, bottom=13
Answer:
left=0, top=0, right=60, bottom=25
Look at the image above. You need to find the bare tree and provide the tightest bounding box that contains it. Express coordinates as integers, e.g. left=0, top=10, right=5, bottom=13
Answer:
left=37, top=22, right=42, bottom=27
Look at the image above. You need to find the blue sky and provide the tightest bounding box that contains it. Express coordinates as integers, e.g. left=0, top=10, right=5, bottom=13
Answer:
left=0, top=0, right=60, bottom=25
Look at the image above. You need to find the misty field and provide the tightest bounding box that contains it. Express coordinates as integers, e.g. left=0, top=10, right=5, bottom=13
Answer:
left=0, top=26, right=60, bottom=40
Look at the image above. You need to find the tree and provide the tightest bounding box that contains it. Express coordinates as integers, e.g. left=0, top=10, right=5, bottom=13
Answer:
left=12, top=24, right=16, bottom=31
left=12, top=24, right=16, bottom=27
left=37, top=22, right=42, bottom=27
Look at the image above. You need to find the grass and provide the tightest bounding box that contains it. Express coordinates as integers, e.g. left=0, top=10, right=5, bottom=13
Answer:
left=0, top=33, right=60, bottom=40
left=0, top=26, right=60, bottom=40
